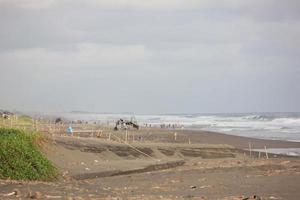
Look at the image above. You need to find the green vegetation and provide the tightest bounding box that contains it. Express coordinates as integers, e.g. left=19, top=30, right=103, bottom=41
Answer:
left=0, top=128, right=57, bottom=181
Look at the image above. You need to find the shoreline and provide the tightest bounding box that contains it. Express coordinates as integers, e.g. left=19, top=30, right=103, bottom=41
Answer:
left=185, top=127, right=300, bottom=143
left=135, top=128, right=300, bottom=150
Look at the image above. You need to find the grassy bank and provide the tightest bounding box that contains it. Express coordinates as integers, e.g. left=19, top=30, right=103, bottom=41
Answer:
left=0, top=128, right=57, bottom=181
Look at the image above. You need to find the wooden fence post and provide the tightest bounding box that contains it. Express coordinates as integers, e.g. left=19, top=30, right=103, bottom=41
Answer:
left=248, top=142, right=252, bottom=158
left=264, top=146, right=269, bottom=159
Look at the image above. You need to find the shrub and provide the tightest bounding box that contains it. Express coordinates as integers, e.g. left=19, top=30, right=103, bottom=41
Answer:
left=0, top=128, right=57, bottom=181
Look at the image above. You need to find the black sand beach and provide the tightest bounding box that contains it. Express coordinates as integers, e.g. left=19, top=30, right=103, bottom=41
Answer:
left=1, top=128, right=300, bottom=199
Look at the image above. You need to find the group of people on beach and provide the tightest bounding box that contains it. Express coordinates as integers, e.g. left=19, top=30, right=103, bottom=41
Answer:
left=144, top=123, right=184, bottom=129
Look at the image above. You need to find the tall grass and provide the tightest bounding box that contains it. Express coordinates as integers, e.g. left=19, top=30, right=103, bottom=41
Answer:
left=0, top=128, right=57, bottom=181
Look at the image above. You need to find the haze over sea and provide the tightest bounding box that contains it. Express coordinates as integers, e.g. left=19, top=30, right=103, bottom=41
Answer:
left=48, top=112, right=300, bottom=142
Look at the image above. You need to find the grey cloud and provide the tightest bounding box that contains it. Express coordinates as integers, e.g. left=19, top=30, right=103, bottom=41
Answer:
left=0, top=0, right=299, bottom=113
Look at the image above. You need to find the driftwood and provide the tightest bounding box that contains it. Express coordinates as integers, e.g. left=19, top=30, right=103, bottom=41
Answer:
left=3, top=189, right=21, bottom=197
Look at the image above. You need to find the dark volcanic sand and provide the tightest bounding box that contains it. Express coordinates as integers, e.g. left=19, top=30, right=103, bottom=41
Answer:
left=133, top=128, right=300, bottom=149
left=0, top=128, right=300, bottom=200
left=1, top=158, right=299, bottom=200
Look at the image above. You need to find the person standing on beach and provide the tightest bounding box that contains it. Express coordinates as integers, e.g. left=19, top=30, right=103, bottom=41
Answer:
left=67, top=126, right=73, bottom=136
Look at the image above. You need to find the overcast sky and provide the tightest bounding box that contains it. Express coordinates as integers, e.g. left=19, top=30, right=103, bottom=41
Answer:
left=0, top=0, right=299, bottom=114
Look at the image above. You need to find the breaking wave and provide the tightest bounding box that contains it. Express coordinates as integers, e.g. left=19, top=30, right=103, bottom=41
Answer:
left=58, top=112, right=300, bottom=142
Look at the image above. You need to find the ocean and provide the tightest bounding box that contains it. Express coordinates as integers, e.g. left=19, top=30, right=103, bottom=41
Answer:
left=59, top=112, right=300, bottom=142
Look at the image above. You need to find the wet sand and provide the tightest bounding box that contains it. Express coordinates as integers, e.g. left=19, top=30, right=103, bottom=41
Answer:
left=115, top=128, right=300, bottom=149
